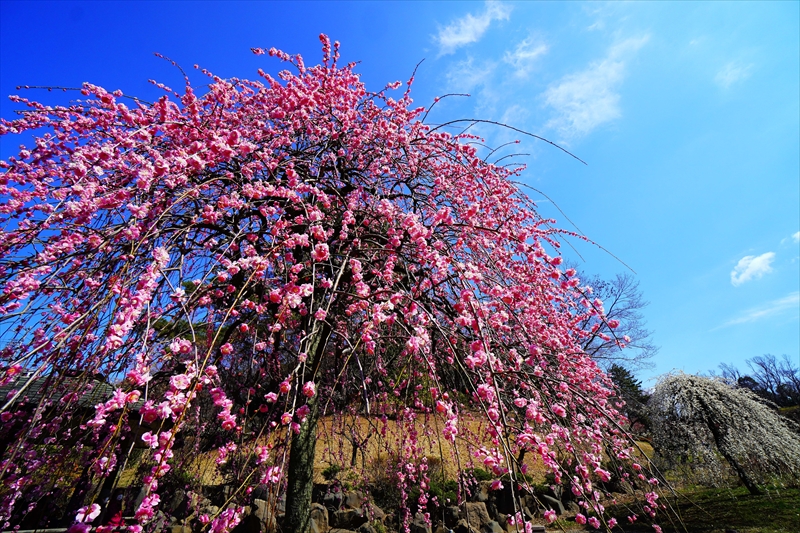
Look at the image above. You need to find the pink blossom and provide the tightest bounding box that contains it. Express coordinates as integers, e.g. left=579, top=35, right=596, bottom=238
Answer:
left=75, top=503, right=101, bottom=523
left=220, top=414, right=237, bottom=431
left=127, top=368, right=150, bottom=386
left=296, top=404, right=310, bottom=420
left=588, top=517, right=600, bottom=529
left=594, top=467, right=611, bottom=482
left=552, top=404, right=567, bottom=417
left=170, top=374, right=191, bottom=391
left=210, top=507, right=244, bottom=533
left=264, top=465, right=281, bottom=484
left=302, top=381, right=316, bottom=397
left=311, top=243, right=329, bottom=261
left=141, top=432, right=159, bottom=448
left=135, top=493, right=160, bottom=521
left=476, top=383, right=495, bottom=402
left=575, top=513, right=586, bottom=525
left=544, top=509, right=557, bottom=523
left=125, top=390, right=141, bottom=403
left=220, top=343, right=234, bottom=355
left=169, top=338, right=192, bottom=354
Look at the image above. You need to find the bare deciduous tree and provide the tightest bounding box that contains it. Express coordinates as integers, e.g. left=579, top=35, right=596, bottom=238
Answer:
left=718, top=354, right=800, bottom=407
left=577, top=272, right=658, bottom=371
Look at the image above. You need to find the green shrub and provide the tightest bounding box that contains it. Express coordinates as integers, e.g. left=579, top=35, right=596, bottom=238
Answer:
left=322, top=463, right=342, bottom=481
left=428, top=478, right=459, bottom=505
left=470, top=467, right=495, bottom=482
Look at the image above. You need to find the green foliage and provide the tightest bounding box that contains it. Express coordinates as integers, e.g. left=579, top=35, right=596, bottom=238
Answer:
left=428, top=478, right=459, bottom=505
left=469, top=467, right=495, bottom=482
left=608, top=363, right=652, bottom=432
left=322, top=464, right=342, bottom=481
left=608, top=364, right=649, bottom=404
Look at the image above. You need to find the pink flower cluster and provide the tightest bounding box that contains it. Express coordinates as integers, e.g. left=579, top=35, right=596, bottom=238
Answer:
left=0, top=34, right=667, bottom=531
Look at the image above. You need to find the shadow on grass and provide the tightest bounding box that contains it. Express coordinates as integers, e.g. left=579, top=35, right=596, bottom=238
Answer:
left=604, top=486, right=800, bottom=533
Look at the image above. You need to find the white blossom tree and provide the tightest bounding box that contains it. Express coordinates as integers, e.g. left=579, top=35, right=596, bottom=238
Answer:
left=649, top=373, right=800, bottom=495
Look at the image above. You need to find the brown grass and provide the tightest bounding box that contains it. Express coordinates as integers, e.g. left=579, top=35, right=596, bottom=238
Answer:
left=116, top=411, right=553, bottom=489
left=116, top=413, right=655, bottom=491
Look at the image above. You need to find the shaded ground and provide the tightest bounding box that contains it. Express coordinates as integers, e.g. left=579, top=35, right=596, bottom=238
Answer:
left=597, top=486, right=800, bottom=533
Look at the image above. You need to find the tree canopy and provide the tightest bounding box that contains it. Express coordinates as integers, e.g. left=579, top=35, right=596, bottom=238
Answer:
left=0, top=36, right=665, bottom=532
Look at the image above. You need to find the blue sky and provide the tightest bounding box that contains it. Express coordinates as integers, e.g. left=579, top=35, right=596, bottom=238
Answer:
left=1, top=1, right=798, bottom=383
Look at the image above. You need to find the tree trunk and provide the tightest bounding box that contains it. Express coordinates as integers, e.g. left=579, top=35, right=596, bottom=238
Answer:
left=350, top=437, right=358, bottom=468
left=284, top=322, right=331, bottom=533
left=701, top=405, right=762, bottom=495
left=285, top=395, right=320, bottom=533
left=713, top=434, right=763, bottom=495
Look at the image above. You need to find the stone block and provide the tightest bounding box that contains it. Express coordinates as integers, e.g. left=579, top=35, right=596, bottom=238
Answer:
left=464, top=502, right=491, bottom=529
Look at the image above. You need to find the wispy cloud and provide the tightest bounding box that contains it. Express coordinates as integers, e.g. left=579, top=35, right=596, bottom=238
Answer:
left=730, top=252, right=775, bottom=286
left=715, top=291, right=800, bottom=329
left=500, top=104, right=529, bottom=127
left=435, top=1, right=511, bottom=56
left=542, top=35, right=649, bottom=140
left=444, top=56, right=496, bottom=94
left=715, top=61, right=754, bottom=88
left=780, top=231, right=800, bottom=246
left=503, top=37, right=548, bottom=77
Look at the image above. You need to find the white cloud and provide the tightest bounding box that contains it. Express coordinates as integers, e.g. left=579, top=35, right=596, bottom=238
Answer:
left=715, top=291, right=800, bottom=329
left=445, top=57, right=496, bottom=94
left=715, top=61, right=754, bottom=88
left=542, top=35, right=649, bottom=139
left=730, top=252, right=775, bottom=286
left=543, top=60, right=622, bottom=138
left=779, top=231, right=800, bottom=245
left=435, top=1, right=511, bottom=56
left=500, top=104, right=529, bottom=127
left=503, top=38, right=548, bottom=77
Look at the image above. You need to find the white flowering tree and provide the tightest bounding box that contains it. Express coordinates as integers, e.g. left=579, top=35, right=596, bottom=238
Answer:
left=649, top=373, right=800, bottom=494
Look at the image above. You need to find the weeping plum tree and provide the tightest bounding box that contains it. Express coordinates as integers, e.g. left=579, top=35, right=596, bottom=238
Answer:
left=649, top=374, right=800, bottom=495
left=0, top=36, right=666, bottom=532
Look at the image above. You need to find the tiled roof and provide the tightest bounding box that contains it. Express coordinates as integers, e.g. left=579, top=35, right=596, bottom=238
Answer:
left=0, top=373, right=116, bottom=410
